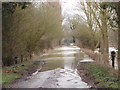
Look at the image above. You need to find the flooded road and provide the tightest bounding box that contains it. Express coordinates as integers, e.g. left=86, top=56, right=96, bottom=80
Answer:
left=40, top=46, right=84, bottom=71
left=10, top=46, right=91, bottom=88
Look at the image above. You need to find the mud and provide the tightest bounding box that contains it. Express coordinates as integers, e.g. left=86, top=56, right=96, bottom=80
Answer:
left=77, top=62, right=102, bottom=88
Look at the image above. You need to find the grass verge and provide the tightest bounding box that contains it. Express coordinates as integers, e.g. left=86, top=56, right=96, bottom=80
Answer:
left=85, top=63, right=119, bottom=88
left=2, top=60, right=41, bottom=87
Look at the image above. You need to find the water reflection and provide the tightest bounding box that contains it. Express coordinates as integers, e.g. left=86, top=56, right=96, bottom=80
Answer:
left=40, top=46, right=84, bottom=72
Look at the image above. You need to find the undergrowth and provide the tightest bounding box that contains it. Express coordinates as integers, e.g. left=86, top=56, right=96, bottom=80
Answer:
left=86, top=63, right=119, bottom=88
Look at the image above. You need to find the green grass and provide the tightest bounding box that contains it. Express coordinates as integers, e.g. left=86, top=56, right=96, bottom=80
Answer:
left=2, top=61, right=39, bottom=87
left=3, top=61, right=34, bottom=72
left=2, top=73, right=21, bottom=85
left=86, top=63, right=119, bottom=88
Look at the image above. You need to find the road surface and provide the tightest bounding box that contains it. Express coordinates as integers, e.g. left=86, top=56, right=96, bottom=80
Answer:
left=10, top=46, right=91, bottom=88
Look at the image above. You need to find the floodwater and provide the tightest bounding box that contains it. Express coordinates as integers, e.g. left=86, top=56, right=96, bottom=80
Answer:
left=10, top=46, right=91, bottom=88
left=40, top=46, right=84, bottom=71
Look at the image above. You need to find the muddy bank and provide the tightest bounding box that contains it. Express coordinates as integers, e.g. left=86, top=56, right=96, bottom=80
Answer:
left=77, top=61, right=119, bottom=88
left=77, top=62, right=101, bottom=88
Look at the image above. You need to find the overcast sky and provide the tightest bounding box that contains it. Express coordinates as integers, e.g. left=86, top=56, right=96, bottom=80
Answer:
left=60, top=0, right=86, bottom=29
left=61, top=0, right=80, bottom=18
left=34, top=0, right=86, bottom=27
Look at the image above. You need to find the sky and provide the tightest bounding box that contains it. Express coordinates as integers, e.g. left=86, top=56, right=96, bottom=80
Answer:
left=33, top=0, right=86, bottom=28
left=60, top=0, right=80, bottom=17
left=60, top=0, right=86, bottom=29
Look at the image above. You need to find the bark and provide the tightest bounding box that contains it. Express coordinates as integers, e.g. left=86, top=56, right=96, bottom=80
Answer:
left=58, top=40, right=61, bottom=46
left=21, top=54, right=23, bottom=63
left=91, top=31, right=96, bottom=51
left=26, top=57, right=28, bottom=61
left=116, top=2, right=120, bottom=82
left=100, top=9, right=109, bottom=54
left=29, top=54, right=32, bottom=60
left=99, top=9, right=109, bottom=65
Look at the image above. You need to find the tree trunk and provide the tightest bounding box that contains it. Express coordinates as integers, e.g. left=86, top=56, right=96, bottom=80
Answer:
left=100, top=35, right=104, bottom=53
left=21, top=54, right=23, bottom=63
left=116, top=1, right=120, bottom=82
left=101, top=9, right=109, bottom=65
left=91, top=31, right=96, bottom=51
left=29, top=53, right=32, bottom=60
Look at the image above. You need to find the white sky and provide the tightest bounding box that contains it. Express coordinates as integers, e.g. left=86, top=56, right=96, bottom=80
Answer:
left=60, top=0, right=86, bottom=28
left=34, top=0, right=86, bottom=27
left=61, top=0, right=80, bottom=18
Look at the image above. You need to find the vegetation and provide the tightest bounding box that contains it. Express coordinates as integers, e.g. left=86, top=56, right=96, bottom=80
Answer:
left=61, top=1, right=120, bottom=85
left=116, top=1, right=120, bottom=83
left=1, top=1, right=120, bottom=88
left=2, top=60, right=40, bottom=87
left=69, top=2, right=119, bottom=66
left=85, top=63, right=119, bottom=88
left=2, top=2, right=63, bottom=66
left=2, top=2, right=31, bottom=16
